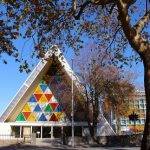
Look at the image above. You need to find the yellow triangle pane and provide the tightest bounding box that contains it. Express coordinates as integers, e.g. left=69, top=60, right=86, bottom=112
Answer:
left=34, top=85, right=43, bottom=94
left=38, top=95, right=48, bottom=104
left=27, top=113, right=36, bottom=121
left=22, top=103, right=31, bottom=112
left=54, top=112, right=64, bottom=121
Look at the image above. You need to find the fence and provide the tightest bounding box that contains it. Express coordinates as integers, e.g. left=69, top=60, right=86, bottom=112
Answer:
left=0, top=135, right=24, bottom=146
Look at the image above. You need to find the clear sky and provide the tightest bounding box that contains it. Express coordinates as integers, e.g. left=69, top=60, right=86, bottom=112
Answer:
left=0, top=0, right=146, bottom=116
left=0, top=45, right=76, bottom=116
left=0, top=47, right=144, bottom=116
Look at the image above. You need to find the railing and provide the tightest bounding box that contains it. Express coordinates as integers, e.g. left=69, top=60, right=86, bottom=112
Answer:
left=0, top=135, right=23, bottom=146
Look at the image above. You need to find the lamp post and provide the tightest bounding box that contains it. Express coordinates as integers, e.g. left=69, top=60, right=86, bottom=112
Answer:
left=71, top=59, right=75, bottom=147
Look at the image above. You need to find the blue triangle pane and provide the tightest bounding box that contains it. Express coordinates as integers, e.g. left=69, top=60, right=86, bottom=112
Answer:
left=40, top=84, right=47, bottom=92
left=29, top=95, right=37, bottom=102
left=55, top=75, right=61, bottom=83
left=34, top=104, right=42, bottom=112
left=39, top=113, right=47, bottom=121
left=55, top=104, right=63, bottom=112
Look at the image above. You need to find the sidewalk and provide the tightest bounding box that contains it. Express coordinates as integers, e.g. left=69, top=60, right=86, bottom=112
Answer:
left=0, top=143, right=141, bottom=150
left=0, top=139, right=140, bottom=150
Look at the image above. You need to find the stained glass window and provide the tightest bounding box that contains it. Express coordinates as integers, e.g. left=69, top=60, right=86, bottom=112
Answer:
left=16, top=81, right=65, bottom=122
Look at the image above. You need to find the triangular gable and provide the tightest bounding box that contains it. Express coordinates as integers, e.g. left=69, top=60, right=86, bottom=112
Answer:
left=0, top=45, right=80, bottom=122
left=0, top=45, right=116, bottom=136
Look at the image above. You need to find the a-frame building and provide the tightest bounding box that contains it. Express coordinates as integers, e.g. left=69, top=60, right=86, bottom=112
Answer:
left=0, top=46, right=115, bottom=139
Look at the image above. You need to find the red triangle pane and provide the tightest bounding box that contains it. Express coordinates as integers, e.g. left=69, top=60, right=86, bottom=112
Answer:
left=23, top=112, right=31, bottom=119
left=50, top=103, right=58, bottom=111
left=45, top=94, right=53, bottom=102
left=34, top=94, right=43, bottom=101
left=49, top=113, right=58, bottom=121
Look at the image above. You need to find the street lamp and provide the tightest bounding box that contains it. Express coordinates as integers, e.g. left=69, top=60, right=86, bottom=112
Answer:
left=71, top=59, right=75, bottom=147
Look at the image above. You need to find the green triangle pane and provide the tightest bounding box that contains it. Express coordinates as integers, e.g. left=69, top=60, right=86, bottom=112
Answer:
left=44, top=104, right=52, bottom=112
left=40, top=80, right=46, bottom=84
left=16, top=113, right=26, bottom=121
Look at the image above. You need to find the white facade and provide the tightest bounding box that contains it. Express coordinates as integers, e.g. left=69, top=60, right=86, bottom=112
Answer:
left=0, top=123, right=11, bottom=138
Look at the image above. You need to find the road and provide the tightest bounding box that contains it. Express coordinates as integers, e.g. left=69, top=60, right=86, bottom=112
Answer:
left=0, top=144, right=140, bottom=150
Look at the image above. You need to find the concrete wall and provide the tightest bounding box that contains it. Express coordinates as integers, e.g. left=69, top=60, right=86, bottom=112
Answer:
left=0, top=123, right=11, bottom=137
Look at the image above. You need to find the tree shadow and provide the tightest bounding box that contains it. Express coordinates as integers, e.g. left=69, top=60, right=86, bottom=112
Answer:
left=0, top=143, right=75, bottom=150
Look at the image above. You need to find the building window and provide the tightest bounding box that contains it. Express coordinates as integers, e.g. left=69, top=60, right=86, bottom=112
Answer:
left=129, top=120, right=134, bottom=125
left=139, top=104, right=145, bottom=109
left=139, top=99, right=144, bottom=104
left=140, top=119, right=145, bottom=125
left=140, top=109, right=146, bottom=114
left=136, top=119, right=140, bottom=125
left=121, top=119, right=126, bottom=125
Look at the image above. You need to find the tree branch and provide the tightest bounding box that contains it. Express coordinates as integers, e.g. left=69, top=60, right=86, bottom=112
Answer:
left=117, top=0, right=150, bottom=55
left=72, top=0, right=77, bottom=15
left=105, top=26, right=122, bottom=52
left=74, top=0, right=115, bottom=20
left=91, top=0, right=114, bottom=5
left=134, top=10, right=150, bottom=34
left=74, top=1, right=91, bottom=20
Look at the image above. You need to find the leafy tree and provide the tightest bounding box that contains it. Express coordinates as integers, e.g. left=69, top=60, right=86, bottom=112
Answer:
left=0, top=0, right=150, bottom=149
left=75, top=46, right=134, bottom=141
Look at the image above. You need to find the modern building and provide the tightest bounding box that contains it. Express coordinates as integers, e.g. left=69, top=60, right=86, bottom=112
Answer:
left=120, top=91, right=146, bottom=134
left=0, top=46, right=115, bottom=140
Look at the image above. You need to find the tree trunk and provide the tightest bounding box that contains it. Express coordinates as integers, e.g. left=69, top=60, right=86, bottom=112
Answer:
left=141, top=58, right=150, bottom=150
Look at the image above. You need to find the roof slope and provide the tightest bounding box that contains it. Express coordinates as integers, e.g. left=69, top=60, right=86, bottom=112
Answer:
left=0, top=45, right=116, bottom=136
left=0, top=45, right=79, bottom=122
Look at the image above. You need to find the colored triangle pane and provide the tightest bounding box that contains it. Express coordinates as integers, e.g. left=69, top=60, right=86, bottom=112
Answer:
left=16, top=113, right=26, bottom=121
left=35, top=112, right=42, bottom=120
left=27, top=113, right=36, bottom=121
left=44, top=104, right=52, bottom=112
left=44, top=88, right=52, bottom=94
left=49, top=113, right=58, bottom=121
left=34, top=104, right=42, bottom=112
left=23, top=112, right=31, bottom=120
left=34, top=93, right=42, bottom=101
left=59, top=113, right=65, bottom=121
left=39, top=103, right=46, bottom=111
left=40, top=84, right=47, bottom=92
left=50, top=103, right=59, bottom=111
left=51, top=96, right=58, bottom=102
left=38, top=95, right=48, bottom=103
left=45, top=113, right=51, bottom=120
left=55, top=104, right=63, bottom=112
left=40, top=80, right=46, bottom=84
left=39, top=113, right=47, bottom=121
left=54, top=112, right=62, bottom=121
left=28, top=102, right=36, bottom=111
left=34, top=86, right=43, bottom=94
left=45, top=94, right=53, bottom=102
left=29, top=95, right=37, bottom=102
left=55, top=75, right=61, bottom=83
left=22, top=103, right=31, bottom=112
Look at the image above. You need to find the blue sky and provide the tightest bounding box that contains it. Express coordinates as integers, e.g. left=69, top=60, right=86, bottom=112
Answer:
left=0, top=0, right=146, bottom=116
left=0, top=45, right=76, bottom=115
left=0, top=48, right=144, bottom=116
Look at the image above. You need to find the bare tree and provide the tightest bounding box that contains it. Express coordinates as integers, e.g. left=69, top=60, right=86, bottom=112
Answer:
left=75, top=46, right=134, bottom=142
